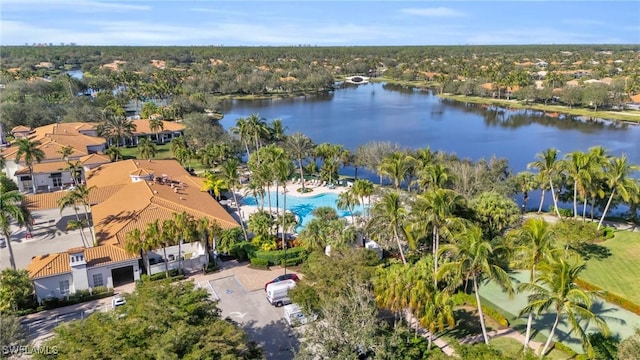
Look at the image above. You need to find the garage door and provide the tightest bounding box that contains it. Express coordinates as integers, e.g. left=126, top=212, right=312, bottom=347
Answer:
left=111, top=266, right=134, bottom=286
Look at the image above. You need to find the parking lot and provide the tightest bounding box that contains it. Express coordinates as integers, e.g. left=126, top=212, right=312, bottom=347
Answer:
left=206, top=274, right=299, bottom=359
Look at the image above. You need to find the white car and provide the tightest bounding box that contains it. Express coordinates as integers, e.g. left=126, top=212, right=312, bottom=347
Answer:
left=111, top=295, right=126, bottom=309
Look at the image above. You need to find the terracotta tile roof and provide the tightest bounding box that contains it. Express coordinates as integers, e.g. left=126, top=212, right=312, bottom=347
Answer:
left=631, top=94, right=640, bottom=103
left=74, top=123, right=98, bottom=131
left=15, top=160, right=69, bottom=175
left=80, top=153, right=111, bottom=166
left=23, top=184, right=124, bottom=211
left=11, top=126, right=31, bottom=133
left=66, top=247, right=86, bottom=254
left=85, top=245, right=137, bottom=267
left=130, top=168, right=153, bottom=176
left=132, top=119, right=185, bottom=135
left=27, top=253, right=71, bottom=279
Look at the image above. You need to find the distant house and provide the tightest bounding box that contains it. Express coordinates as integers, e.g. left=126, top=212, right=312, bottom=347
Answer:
left=26, top=159, right=239, bottom=303
left=536, top=61, right=548, bottom=68
left=2, top=123, right=109, bottom=193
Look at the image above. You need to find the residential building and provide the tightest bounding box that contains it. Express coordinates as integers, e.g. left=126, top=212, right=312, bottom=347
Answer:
left=26, top=159, right=239, bottom=303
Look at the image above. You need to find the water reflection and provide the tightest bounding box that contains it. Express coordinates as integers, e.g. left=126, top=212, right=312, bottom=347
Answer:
left=440, top=99, right=629, bottom=132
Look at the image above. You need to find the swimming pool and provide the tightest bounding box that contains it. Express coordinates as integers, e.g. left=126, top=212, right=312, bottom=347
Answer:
left=241, top=191, right=364, bottom=228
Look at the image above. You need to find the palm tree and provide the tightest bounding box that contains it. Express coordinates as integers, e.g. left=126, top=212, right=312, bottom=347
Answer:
left=285, top=132, right=315, bottom=192
left=510, top=218, right=557, bottom=349
left=246, top=113, right=269, bottom=158
left=104, top=145, right=122, bottom=162
left=585, top=146, right=609, bottom=220
left=149, top=118, right=164, bottom=143
left=598, top=155, right=639, bottom=230
left=65, top=161, right=84, bottom=186
left=231, top=117, right=251, bottom=160
left=67, top=184, right=95, bottom=244
left=519, top=259, right=609, bottom=358
left=161, top=219, right=179, bottom=278
left=196, top=217, right=222, bottom=268
left=219, top=158, right=249, bottom=242
left=137, top=138, right=157, bottom=161
left=99, top=117, right=136, bottom=148
left=416, top=163, right=454, bottom=191
left=269, top=118, right=287, bottom=144
left=58, top=145, right=74, bottom=161
left=336, top=189, right=360, bottom=225
left=125, top=228, right=149, bottom=275
left=14, top=138, right=44, bottom=193
left=352, top=179, right=374, bottom=219
left=563, top=151, right=593, bottom=218
left=377, top=151, right=415, bottom=190
left=367, top=191, right=407, bottom=264
left=0, top=187, right=29, bottom=269
left=528, top=148, right=562, bottom=217
left=515, top=171, right=539, bottom=212
left=438, top=225, right=514, bottom=344
left=201, top=171, right=228, bottom=201
left=413, top=188, right=466, bottom=278
left=272, top=157, right=294, bottom=251
left=57, top=192, right=88, bottom=247
left=144, top=220, right=163, bottom=276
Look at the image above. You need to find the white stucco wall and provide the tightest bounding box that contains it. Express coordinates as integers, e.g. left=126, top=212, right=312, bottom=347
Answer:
left=86, top=260, right=141, bottom=289
left=33, top=273, right=73, bottom=302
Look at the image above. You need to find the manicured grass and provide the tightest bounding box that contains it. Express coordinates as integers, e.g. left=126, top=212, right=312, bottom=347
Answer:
left=490, top=337, right=571, bottom=360
left=120, top=143, right=174, bottom=160
left=438, top=94, right=640, bottom=123
left=580, top=230, right=640, bottom=305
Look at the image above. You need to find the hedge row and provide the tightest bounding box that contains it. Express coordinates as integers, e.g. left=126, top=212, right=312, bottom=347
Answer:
left=41, top=288, right=114, bottom=310
left=575, top=278, right=640, bottom=316
left=552, top=342, right=587, bottom=359
left=139, top=270, right=186, bottom=283
left=250, top=258, right=270, bottom=269
left=254, top=247, right=308, bottom=266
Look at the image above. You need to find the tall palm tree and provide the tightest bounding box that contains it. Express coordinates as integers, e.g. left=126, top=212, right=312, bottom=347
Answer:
left=161, top=218, right=179, bottom=278
left=125, top=228, right=149, bottom=275
left=352, top=179, right=374, bottom=219
left=585, top=146, right=609, bottom=220
left=515, top=171, right=539, bottom=212
left=0, top=187, right=29, bottom=269
left=231, top=117, right=251, bottom=160
left=144, top=220, right=164, bottom=276
left=285, top=132, right=315, bottom=191
left=246, top=113, right=269, bottom=158
left=438, top=225, right=514, bottom=345
left=413, top=188, right=467, bottom=279
left=65, top=161, right=84, bottom=186
left=367, top=191, right=407, bottom=264
left=272, top=156, right=294, bottom=251
left=57, top=192, right=88, bottom=247
left=377, top=151, right=415, bottom=190
left=269, top=118, right=287, bottom=144
left=137, top=138, right=157, bottom=161
left=196, top=217, right=222, bottom=268
left=519, top=259, right=609, bottom=358
left=528, top=148, right=562, bottom=217
left=99, top=117, right=136, bottom=148
left=510, top=218, right=557, bottom=348
left=149, top=118, right=164, bottom=143
left=598, top=155, right=639, bottom=230
left=219, top=158, right=249, bottom=242
left=416, top=163, right=454, bottom=191
left=336, top=189, right=360, bottom=225
left=563, top=151, right=593, bottom=218
left=67, top=184, right=95, bottom=244
left=14, top=138, right=44, bottom=193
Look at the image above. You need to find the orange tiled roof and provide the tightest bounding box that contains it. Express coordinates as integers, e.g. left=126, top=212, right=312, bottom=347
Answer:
left=27, top=253, right=71, bottom=279
left=80, top=153, right=111, bottom=166
left=27, top=244, right=137, bottom=279
left=11, top=126, right=31, bottom=133
left=132, top=119, right=185, bottom=135
left=631, top=94, right=640, bottom=103
left=23, top=184, right=125, bottom=211
left=130, top=168, right=153, bottom=176
left=14, top=161, right=68, bottom=175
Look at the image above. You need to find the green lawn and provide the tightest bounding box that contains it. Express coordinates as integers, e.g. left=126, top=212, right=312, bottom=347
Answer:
left=580, top=230, right=640, bottom=305
left=120, top=143, right=175, bottom=160
left=490, top=337, right=571, bottom=360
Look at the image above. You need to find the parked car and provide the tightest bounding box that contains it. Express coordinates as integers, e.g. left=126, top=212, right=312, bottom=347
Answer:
left=0, top=238, right=6, bottom=248
left=266, top=280, right=296, bottom=307
left=111, top=294, right=126, bottom=309
left=264, top=273, right=300, bottom=291
left=283, top=303, right=313, bottom=327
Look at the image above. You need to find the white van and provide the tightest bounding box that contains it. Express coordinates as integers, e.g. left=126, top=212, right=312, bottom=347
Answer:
left=283, top=304, right=308, bottom=327
left=266, top=279, right=295, bottom=307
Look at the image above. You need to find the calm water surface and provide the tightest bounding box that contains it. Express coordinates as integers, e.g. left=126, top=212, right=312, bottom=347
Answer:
left=220, top=82, right=640, bottom=173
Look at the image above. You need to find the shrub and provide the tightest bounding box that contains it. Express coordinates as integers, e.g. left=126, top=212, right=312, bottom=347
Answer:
left=253, top=247, right=308, bottom=266
left=204, top=262, right=220, bottom=274
left=250, top=258, right=270, bottom=269
left=92, top=286, right=109, bottom=295
left=575, top=278, right=640, bottom=315
left=148, top=269, right=181, bottom=281
left=553, top=342, right=578, bottom=358
left=601, top=226, right=615, bottom=239
left=229, top=241, right=256, bottom=261
left=450, top=292, right=509, bottom=326
left=549, top=206, right=573, bottom=218
left=281, top=256, right=305, bottom=267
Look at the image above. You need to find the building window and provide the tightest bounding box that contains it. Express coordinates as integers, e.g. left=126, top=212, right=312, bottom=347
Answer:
left=52, top=174, right=63, bottom=187
left=59, top=280, right=70, bottom=295
left=92, top=274, right=103, bottom=287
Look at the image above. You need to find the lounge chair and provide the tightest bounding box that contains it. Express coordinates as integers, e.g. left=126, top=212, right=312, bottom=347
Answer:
left=321, top=181, right=327, bottom=187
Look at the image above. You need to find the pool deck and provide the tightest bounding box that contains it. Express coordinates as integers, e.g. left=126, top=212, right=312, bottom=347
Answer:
left=230, top=180, right=353, bottom=227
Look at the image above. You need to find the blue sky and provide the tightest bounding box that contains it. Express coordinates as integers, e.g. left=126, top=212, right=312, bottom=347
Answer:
left=1, top=1, right=639, bottom=46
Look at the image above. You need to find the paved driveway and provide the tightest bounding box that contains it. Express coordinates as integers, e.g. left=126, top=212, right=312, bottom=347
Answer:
left=207, top=274, right=299, bottom=360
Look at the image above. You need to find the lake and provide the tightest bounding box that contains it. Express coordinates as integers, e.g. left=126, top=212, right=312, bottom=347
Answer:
left=220, top=82, right=640, bottom=174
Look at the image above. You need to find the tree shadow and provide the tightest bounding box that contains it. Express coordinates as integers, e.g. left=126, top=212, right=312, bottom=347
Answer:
left=235, top=318, right=299, bottom=360
left=573, top=242, right=612, bottom=260
left=441, top=308, right=484, bottom=339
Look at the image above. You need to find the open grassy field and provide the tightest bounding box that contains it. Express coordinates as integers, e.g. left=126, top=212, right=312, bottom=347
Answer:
left=580, top=230, right=640, bottom=305
left=490, top=337, right=571, bottom=360
left=120, top=143, right=174, bottom=160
